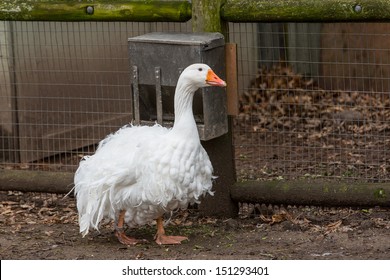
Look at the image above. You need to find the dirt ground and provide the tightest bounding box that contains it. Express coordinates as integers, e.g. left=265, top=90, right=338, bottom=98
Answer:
left=1, top=191, right=389, bottom=260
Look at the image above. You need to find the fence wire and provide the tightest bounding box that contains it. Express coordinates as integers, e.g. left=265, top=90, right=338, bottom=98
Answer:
left=0, top=21, right=191, bottom=172
left=1, top=21, right=390, bottom=184
left=232, top=22, right=390, bottom=182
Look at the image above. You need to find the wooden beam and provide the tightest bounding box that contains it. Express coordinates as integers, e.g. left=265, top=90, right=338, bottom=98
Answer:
left=0, top=170, right=74, bottom=194
left=225, top=43, right=239, bottom=116
left=231, top=179, right=390, bottom=207
left=222, top=0, right=390, bottom=22
left=0, top=0, right=191, bottom=22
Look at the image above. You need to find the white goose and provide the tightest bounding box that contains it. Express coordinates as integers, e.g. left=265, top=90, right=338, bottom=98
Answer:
left=74, top=63, right=226, bottom=245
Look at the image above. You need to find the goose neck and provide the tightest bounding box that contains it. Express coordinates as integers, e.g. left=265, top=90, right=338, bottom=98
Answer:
left=171, top=80, right=198, bottom=137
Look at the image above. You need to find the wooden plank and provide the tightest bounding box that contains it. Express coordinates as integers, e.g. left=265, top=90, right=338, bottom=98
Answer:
left=232, top=179, right=390, bottom=207
left=225, top=43, right=239, bottom=116
left=320, top=22, right=390, bottom=92
left=0, top=0, right=191, bottom=22
left=222, top=0, right=390, bottom=22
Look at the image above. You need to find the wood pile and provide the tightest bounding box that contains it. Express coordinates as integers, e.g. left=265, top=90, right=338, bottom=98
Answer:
left=238, top=64, right=390, bottom=133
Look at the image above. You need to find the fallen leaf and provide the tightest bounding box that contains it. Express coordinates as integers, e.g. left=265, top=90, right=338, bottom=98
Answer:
left=325, top=220, right=342, bottom=233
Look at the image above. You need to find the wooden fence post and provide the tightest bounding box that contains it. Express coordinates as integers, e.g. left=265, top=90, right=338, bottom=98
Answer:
left=192, top=0, right=238, bottom=217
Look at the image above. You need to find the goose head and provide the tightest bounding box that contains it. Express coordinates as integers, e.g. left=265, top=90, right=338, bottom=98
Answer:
left=173, top=63, right=226, bottom=132
left=179, top=63, right=226, bottom=90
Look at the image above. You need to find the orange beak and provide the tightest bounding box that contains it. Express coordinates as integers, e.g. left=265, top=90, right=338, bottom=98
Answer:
left=206, top=69, right=227, bottom=87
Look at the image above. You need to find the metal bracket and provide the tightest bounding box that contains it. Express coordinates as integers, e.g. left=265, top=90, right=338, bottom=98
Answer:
left=155, top=66, right=163, bottom=125
left=132, top=65, right=140, bottom=124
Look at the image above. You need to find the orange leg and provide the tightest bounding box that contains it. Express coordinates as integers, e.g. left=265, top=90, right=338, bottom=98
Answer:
left=114, top=210, right=147, bottom=245
left=154, top=216, right=188, bottom=245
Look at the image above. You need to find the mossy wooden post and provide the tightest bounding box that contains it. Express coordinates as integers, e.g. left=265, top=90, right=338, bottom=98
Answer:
left=221, top=0, right=390, bottom=22
left=0, top=0, right=192, bottom=21
left=192, top=0, right=227, bottom=33
left=192, top=0, right=238, bottom=218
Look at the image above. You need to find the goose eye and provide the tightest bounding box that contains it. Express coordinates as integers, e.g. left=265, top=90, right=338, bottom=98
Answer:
left=198, top=68, right=203, bottom=72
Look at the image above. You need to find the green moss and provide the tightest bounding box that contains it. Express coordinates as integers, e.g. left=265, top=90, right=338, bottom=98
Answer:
left=192, top=0, right=224, bottom=32
left=0, top=0, right=192, bottom=22
left=280, top=182, right=290, bottom=192
left=221, top=0, right=390, bottom=22
left=374, top=188, right=387, bottom=199
left=4, top=0, right=390, bottom=23
left=339, top=184, right=349, bottom=193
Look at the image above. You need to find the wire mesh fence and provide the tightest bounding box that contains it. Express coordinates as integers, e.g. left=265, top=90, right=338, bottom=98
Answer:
left=0, top=21, right=191, bottom=172
left=2, top=21, right=390, bottom=184
left=231, top=22, right=390, bottom=182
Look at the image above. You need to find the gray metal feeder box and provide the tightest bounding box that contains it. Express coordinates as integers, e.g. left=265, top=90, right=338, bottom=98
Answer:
left=128, top=32, right=228, bottom=140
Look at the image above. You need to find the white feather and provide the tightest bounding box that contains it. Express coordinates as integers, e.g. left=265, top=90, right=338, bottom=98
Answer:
left=74, top=63, right=219, bottom=236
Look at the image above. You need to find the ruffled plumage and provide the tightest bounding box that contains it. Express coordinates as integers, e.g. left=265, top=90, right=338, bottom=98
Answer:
left=75, top=123, right=213, bottom=236
left=74, top=63, right=224, bottom=241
